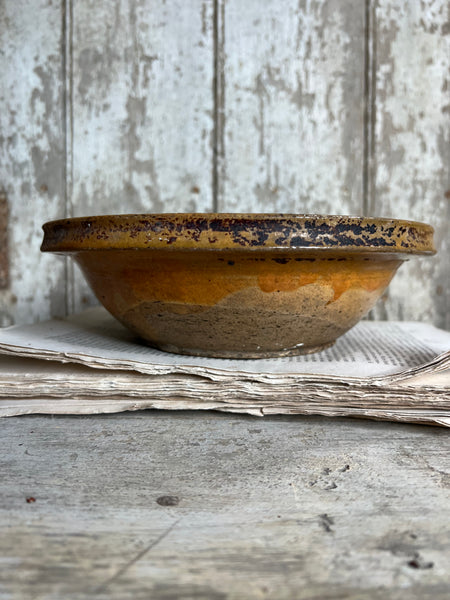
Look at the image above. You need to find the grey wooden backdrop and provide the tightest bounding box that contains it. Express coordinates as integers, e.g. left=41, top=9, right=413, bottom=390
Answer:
left=0, top=0, right=449, bottom=329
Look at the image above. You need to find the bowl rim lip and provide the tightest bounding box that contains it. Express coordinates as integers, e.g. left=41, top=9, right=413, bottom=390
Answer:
left=41, top=213, right=436, bottom=255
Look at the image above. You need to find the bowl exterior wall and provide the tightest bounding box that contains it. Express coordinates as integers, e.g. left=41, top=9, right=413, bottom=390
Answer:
left=74, top=249, right=402, bottom=358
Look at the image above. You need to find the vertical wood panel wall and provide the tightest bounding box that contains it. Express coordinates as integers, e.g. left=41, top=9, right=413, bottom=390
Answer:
left=0, top=0, right=448, bottom=328
left=218, top=0, right=365, bottom=215
left=68, top=0, right=214, bottom=313
left=0, top=0, right=67, bottom=326
left=368, top=0, right=449, bottom=326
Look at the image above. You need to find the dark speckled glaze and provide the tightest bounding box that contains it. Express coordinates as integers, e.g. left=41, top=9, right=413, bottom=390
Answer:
left=41, top=214, right=436, bottom=358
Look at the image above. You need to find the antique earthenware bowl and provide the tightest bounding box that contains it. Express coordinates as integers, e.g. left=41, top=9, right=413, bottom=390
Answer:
left=41, top=214, right=435, bottom=358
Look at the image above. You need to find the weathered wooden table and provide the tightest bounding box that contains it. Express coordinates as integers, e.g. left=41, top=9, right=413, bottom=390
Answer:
left=1, top=411, right=449, bottom=599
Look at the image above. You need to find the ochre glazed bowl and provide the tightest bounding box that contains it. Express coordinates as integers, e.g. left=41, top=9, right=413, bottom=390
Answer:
left=41, top=214, right=435, bottom=358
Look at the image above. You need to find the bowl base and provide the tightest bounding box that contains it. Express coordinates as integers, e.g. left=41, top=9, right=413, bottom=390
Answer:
left=151, top=340, right=335, bottom=359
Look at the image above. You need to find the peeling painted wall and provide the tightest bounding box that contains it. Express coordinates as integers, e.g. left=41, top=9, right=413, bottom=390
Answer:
left=0, top=0, right=448, bottom=328
left=367, top=0, right=449, bottom=327
left=218, top=0, right=365, bottom=215
left=0, top=0, right=66, bottom=327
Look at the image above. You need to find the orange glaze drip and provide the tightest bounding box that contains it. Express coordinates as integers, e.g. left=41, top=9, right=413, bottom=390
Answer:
left=257, top=272, right=319, bottom=294
left=328, top=269, right=395, bottom=301
left=257, top=263, right=397, bottom=301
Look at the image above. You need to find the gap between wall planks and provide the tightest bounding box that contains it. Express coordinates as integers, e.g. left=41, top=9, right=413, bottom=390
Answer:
left=0, top=190, right=9, bottom=290
left=0, top=0, right=448, bottom=328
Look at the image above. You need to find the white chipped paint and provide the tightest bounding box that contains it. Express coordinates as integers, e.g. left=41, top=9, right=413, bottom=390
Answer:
left=71, top=0, right=214, bottom=217
left=0, top=0, right=66, bottom=326
left=218, top=0, right=365, bottom=215
left=369, top=0, right=449, bottom=327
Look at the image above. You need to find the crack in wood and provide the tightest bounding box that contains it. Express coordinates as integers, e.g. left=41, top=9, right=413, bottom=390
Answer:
left=92, top=517, right=181, bottom=594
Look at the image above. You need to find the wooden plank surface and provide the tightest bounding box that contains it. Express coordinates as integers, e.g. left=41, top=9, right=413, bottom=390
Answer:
left=217, top=0, right=365, bottom=215
left=0, top=0, right=67, bottom=326
left=367, top=0, right=450, bottom=328
left=68, top=0, right=215, bottom=313
left=1, top=411, right=449, bottom=599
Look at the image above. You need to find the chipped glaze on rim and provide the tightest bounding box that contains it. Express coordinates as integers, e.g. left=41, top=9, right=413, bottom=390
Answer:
left=41, top=214, right=436, bottom=255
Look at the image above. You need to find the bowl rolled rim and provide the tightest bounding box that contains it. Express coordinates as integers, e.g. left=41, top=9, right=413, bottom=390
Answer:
left=41, top=213, right=436, bottom=255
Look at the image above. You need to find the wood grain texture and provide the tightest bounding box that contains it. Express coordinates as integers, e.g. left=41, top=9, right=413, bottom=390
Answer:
left=217, top=0, right=365, bottom=215
left=0, top=0, right=66, bottom=326
left=367, top=0, right=450, bottom=328
left=1, top=411, right=449, bottom=598
left=68, top=0, right=215, bottom=312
